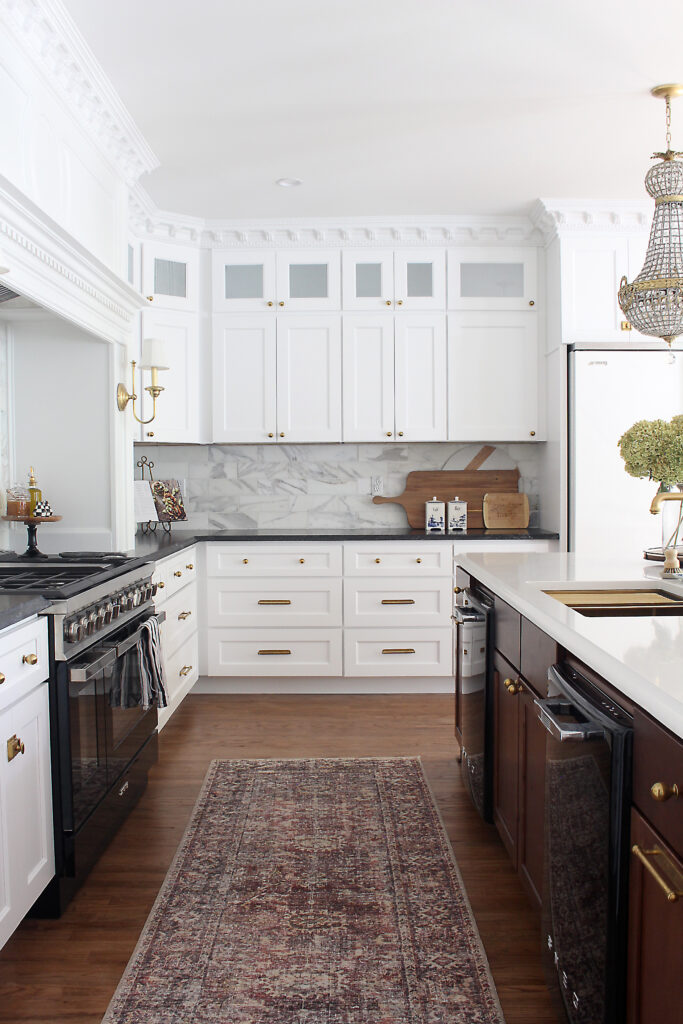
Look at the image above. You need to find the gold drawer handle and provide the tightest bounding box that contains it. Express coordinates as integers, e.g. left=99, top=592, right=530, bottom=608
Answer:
left=0, top=672, right=4, bottom=685
left=651, top=782, right=679, bottom=802
left=22, top=653, right=38, bottom=666
left=632, top=844, right=683, bottom=903
left=7, top=735, right=25, bottom=761
left=174, top=570, right=183, bottom=578
left=186, top=563, right=194, bottom=570
left=178, top=611, right=192, bottom=620
left=179, top=665, right=193, bottom=677
left=258, top=599, right=292, bottom=605
left=381, top=648, right=415, bottom=655
left=381, top=599, right=416, bottom=605
left=258, top=649, right=292, bottom=656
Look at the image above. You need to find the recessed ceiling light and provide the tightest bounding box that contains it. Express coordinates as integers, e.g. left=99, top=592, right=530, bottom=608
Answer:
left=275, top=177, right=302, bottom=188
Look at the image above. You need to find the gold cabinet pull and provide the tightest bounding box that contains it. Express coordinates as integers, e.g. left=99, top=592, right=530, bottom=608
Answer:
left=258, top=649, right=292, bottom=655
left=268, top=432, right=274, bottom=438
left=242, top=558, right=249, bottom=564
left=375, top=558, right=381, bottom=563
left=385, top=431, right=392, bottom=436
left=299, top=558, right=305, bottom=564
left=385, top=299, right=391, bottom=306
left=504, top=677, right=522, bottom=695
left=147, top=431, right=154, bottom=438
left=398, top=431, right=404, bottom=437
left=381, top=598, right=415, bottom=605
left=22, top=653, right=38, bottom=666
left=278, top=301, right=285, bottom=307
left=258, top=599, right=292, bottom=605
left=179, top=665, right=193, bottom=677
left=157, top=581, right=165, bottom=589
left=651, top=782, right=680, bottom=802
left=381, top=648, right=415, bottom=655
left=0, top=672, right=5, bottom=685
left=267, top=300, right=274, bottom=307
left=186, top=563, right=194, bottom=570
left=454, top=586, right=462, bottom=594
left=178, top=611, right=192, bottom=620
left=416, top=558, right=422, bottom=563
left=279, top=432, right=285, bottom=438
left=529, top=299, right=535, bottom=307
left=529, top=430, right=536, bottom=437
left=173, top=570, right=182, bottom=578
left=7, top=735, right=25, bottom=761
left=396, top=299, right=403, bottom=306
left=632, top=844, right=683, bottom=903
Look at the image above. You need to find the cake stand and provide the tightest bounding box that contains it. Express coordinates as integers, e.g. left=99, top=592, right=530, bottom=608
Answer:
left=2, top=514, right=63, bottom=559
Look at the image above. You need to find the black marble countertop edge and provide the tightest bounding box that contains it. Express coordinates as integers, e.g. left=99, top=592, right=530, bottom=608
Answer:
left=0, top=594, right=50, bottom=632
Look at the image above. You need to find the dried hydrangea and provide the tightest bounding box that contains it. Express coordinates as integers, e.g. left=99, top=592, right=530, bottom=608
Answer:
left=618, top=416, right=683, bottom=485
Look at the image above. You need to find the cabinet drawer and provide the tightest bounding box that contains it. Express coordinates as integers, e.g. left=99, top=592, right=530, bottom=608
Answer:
left=206, top=543, right=342, bottom=577
left=633, top=710, right=683, bottom=854
left=0, top=618, right=49, bottom=711
left=520, top=616, right=558, bottom=698
left=164, top=631, right=199, bottom=702
left=344, top=628, right=453, bottom=676
left=343, top=542, right=452, bottom=576
left=344, top=578, right=452, bottom=627
left=207, top=577, right=342, bottom=628
left=160, top=582, right=198, bottom=659
left=154, top=547, right=197, bottom=603
left=494, top=596, right=521, bottom=669
left=207, top=629, right=342, bottom=676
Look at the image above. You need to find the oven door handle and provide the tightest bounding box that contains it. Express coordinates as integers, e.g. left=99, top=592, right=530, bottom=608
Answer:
left=113, top=611, right=166, bottom=658
left=534, top=697, right=605, bottom=743
left=69, top=647, right=118, bottom=683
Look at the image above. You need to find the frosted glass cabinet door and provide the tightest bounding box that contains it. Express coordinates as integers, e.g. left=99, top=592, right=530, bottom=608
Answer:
left=141, top=241, right=199, bottom=310
left=341, top=250, right=395, bottom=310
left=342, top=315, right=395, bottom=441
left=276, top=315, right=342, bottom=441
left=212, top=314, right=277, bottom=443
left=394, top=315, right=448, bottom=441
left=393, top=250, right=446, bottom=310
left=139, top=310, right=207, bottom=443
left=212, top=250, right=277, bottom=312
left=448, top=311, right=542, bottom=441
left=275, top=251, right=341, bottom=310
left=447, top=247, right=538, bottom=311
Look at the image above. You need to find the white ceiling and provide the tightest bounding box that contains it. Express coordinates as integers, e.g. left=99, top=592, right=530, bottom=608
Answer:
left=63, top=0, right=683, bottom=221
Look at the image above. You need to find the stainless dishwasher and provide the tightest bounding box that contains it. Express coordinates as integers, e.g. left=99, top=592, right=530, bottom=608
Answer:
left=454, top=586, right=494, bottom=821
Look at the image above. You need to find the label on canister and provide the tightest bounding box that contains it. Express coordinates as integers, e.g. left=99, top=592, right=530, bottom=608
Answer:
left=425, top=496, right=446, bottom=534
left=448, top=498, right=467, bottom=533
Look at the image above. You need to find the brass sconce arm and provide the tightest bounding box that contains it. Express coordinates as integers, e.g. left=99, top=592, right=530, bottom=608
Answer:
left=650, top=489, right=683, bottom=514
left=117, top=360, right=166, bottom=425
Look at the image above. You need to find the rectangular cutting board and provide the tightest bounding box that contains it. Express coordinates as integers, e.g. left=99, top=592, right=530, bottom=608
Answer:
left=482, top=492, right=529, bottom=529
left=372, top=468, right=520, bottom=529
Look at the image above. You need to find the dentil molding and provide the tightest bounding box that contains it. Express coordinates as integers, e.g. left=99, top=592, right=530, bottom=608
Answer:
left=0, top=0, right=158, bottom=185
left=530, top=199, right=651, bottom=240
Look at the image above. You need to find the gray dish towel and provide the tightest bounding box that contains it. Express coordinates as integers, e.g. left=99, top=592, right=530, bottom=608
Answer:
left=137, top=616, right=168, bottom=709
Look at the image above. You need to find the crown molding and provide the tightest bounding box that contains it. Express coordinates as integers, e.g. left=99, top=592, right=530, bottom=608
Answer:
left=0, top=174, right=147, bottom=345
left=531, top=199, right=651, bottom=242
left=129, top=183, right=546, bottom=248
left=0, top=0, right=159, bottom=185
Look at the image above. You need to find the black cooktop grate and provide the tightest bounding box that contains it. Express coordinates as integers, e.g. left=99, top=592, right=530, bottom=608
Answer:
left=0, top=564, right=112, bottom=592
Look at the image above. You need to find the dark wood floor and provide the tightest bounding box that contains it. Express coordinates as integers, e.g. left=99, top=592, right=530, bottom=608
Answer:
left=0, top=694, right=559, bottom=1023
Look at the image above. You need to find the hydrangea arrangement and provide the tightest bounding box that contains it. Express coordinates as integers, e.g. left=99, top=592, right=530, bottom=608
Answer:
left=618, top=415, right=683, bottom=485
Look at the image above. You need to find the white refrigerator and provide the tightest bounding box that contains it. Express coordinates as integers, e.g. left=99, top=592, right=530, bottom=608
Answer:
left=569, top=345, right=683, bottom=559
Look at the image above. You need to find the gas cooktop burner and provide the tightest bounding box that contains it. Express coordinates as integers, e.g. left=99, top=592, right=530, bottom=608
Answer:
left=0, top=554, right=148, bottom=598
left=0, top=564, right=114, bottom=590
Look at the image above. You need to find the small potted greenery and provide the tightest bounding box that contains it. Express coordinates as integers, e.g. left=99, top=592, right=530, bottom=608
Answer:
left=618, top=415, right=683, bottom=552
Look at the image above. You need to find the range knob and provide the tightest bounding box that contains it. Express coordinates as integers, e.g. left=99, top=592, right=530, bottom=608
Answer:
left=111, top=597, right=121, bottom=618
left=87, top=611, right=98, bottom=635
left=129, top=588, right=140, bottom=608
left=95, top=606, right=107, bottom=630
left=151, top=583, right=158, bottom=597
left=103, top=602, right=114, bottom=624
left=78, top=615, right=89, bottom=638
left=66, top=620, right=83, bottom=643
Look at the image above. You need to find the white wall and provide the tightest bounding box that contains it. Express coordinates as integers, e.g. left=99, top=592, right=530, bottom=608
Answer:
left=9, top=315, right=115, bottom=552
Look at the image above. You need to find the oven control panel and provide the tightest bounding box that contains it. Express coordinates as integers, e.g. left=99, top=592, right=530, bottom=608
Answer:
left=63, top=580, right=157, bottom=644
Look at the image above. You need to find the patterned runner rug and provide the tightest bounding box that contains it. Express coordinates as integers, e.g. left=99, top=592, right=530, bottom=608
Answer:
left=102, top=758, right=505, bottom=1024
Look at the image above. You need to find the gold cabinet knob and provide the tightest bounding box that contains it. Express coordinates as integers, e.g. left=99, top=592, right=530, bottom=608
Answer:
left=147, top=431, right=154, bottom=437
left=299, top=558, right=305, bottom=564
left=454, top=586, right=462, bottom=594
left=186, top=563, right=194, bottom=570
left=178, top=611, right=192, bottom=620
left=416, top=557, right=422, bottom=563
left=22, top=653, right=38, bottom=666
left=385, top=431, right=392, bottom=437
left=385, top=299, right=391, bottom=306
left=398, top=431, right=404, bottom=437
left=396, top=299, right=403, bottom=306
left=529, top=300, right=535, bottom=307
left=157, top=581, right=165, bottom=589
left=7, top=734, right=25, bottom=761
left=146, top=295, right=154, bottom=302
left=173, top=570, right=182, bottom=577
left=278, top=301, right=285, bottom=307
left=504, top=677, right=522, bottom=695
left=243, top=558, right=249, bottom=564
left=530, top=430, right=536, bottom=437
left=179, top=665, right=192, bottom=677
left=268, top=432, right=274, bottom=438
left=279, top=432, right=285, bottom=438
left=651, top=782, right=680, bottom=802
left=375, top=558, right=381, bottom=563
left=0, top=672, right=4, bottom=684
left=267, top=301, right=274, bottom=307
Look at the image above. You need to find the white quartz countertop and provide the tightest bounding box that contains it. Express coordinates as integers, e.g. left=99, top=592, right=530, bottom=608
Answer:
left=456, top=551, right=683, bottom=740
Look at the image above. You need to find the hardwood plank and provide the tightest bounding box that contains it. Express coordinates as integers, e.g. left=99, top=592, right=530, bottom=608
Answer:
left=0, top=694, right=559, bottom=1024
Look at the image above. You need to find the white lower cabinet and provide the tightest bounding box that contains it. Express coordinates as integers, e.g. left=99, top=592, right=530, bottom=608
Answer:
left=207, top=577, right=342, bottom=629
left=154, top=546, right=198, bottom=729
left=208, top=630, right=342, bottom=676
left=0, top=617, right=54, bottom=951
left=344, top=577, right=452, bottom=628
left=344, top=628, right=453, bottom=676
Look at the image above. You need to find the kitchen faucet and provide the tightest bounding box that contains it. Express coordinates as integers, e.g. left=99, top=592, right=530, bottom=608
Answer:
left=649, top=489, right=683, bottom=514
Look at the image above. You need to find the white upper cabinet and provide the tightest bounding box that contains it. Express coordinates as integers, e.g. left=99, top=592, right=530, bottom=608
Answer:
left=448, top=247, right=538, bottom=311
left=212, top=251, right=277, bottom=313
left=342, top=250, right=395, bottom=310
left=343, top=249, right=446, bottom=311
left=213, top=314, right=277, bottom=443
left=448, top=311, right=542, bottom=441
left=141, top=241, right=199, bottom=310
left=275, top=251, right=341, bottom=311
left=139, top=309, right=208, bottom=443
left=342, top=315, right=395, bottom=441
left=394, top=315, right=448, bottom=441
left=393, top=250, right=446, bottom=311
left=276, top=315, right=342, bottom=442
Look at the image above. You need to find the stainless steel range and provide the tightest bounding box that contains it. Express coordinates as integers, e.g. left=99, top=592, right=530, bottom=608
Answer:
left=0, top=555, right=164, bottom=915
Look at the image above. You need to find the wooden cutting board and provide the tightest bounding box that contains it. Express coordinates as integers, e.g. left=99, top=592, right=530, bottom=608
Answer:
left=482, top=492, right=529, bottom=529
left=372, top=463, right=520, bottom=529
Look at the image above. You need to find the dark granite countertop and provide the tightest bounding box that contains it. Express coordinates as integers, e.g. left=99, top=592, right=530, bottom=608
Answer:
left=0, top=594, right=50, bottom=631
left=130, top=527, right=559, bottom=562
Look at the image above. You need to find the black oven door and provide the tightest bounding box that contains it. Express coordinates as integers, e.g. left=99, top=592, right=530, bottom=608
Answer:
left=66, top=647, right=114, bottom=834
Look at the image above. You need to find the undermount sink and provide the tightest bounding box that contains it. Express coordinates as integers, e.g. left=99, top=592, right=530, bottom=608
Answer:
left=543, top=587, right=683, bottom=618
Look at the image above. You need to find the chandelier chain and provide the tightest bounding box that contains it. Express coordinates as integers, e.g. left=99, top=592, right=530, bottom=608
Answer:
left=666, top=95, right=672, bottom=152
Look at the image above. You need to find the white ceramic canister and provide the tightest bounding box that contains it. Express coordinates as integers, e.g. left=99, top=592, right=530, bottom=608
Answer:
left=425, top=496, right=446, bottom=534
left=448, top=496, right=467, bottom=533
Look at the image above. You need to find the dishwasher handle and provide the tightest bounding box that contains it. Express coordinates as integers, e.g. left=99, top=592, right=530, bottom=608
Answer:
left=534, top=697, right=605, bottom=743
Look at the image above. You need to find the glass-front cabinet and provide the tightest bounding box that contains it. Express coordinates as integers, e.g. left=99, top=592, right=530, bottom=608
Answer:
left=447, top=247, right=538, bottom=311
left=342, top=249, right=446, bottom=310
left=212, top=251, right=277, bottom=312
left=141, top=241, right=199, bottom=310
left=212, top=250, right=341, bottom=312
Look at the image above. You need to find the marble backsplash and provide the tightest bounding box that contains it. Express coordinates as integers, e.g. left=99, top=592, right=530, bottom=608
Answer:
left=134, top=442, right=542, bottom=532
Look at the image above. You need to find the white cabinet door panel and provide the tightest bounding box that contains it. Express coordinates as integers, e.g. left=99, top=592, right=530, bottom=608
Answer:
left=208, top=629, right=343, bottom=676
left=342, top=315, right=395, bottom=441
left=394, top=249, right=446, bottom=310
left=344, top=628, right=453, bottom=676
left=276, top=316, right=342, bottom=442
left=343, top=542, right=453, bottom=576
left=448, top=312, right=541, bottom=441
left=341, top=250, right=395, bottom=310
left=394, top=315, right=447, bottom=441
left=447, top=246, right=538, bottom=311
left=140, top=310, right=204, bottom=443
left=212, top=314, right=277, bottom=443
left=207, top=543, right=343, bottom=577
left=207, top=577, right=342, bottom=628
left=275, top=251, right=341, bottom=311
left=561, top=237, right=630, bottom=342
left=212, top=250, right=277, bottom=313
left=344, top=578, right=453, bottom=627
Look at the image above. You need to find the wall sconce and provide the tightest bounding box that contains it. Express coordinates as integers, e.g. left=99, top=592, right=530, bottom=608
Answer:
left=117, top=338, right=169, bottom=425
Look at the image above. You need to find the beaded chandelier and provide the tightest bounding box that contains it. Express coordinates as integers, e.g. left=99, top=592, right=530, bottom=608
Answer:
left=618, top=84, right=683, bottom=348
